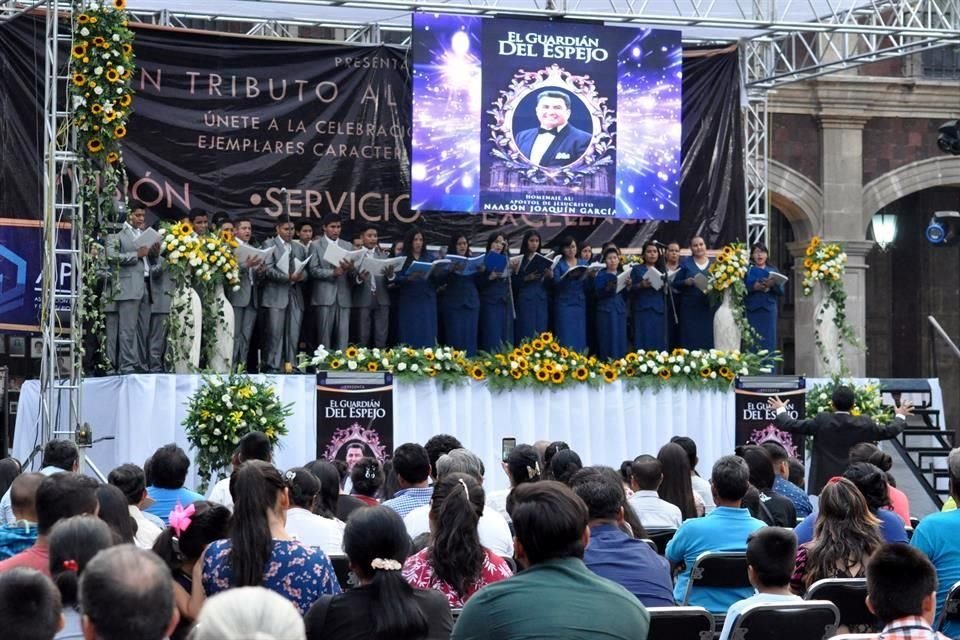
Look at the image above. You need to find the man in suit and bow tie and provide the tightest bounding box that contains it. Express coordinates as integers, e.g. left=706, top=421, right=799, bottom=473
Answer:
left=261, top=214, right=308, bottom=372
left=353, top=225, right=392, bottom=348
left=227, top=217, right=263, bottom=370
left=309, top=214, right=355, bottom=351
left=768, top=386, right=913, bottom=495
left=515, top=90, right=593, bottom=168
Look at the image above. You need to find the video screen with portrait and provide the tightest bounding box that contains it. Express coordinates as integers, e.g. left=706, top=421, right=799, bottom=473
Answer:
left=411, top=15, right=681, bottom=220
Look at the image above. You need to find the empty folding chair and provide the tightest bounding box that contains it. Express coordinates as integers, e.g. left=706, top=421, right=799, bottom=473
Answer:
left=726, top=599, right=840, bottom=640
left=936, top=579, right=960, bottom=632
left=805, top=577, right=877, bottom=631
left=647, top=606, right=714, bottom=640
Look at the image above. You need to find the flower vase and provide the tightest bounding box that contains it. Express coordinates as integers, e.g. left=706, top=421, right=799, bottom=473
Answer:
left=713, top=288, right=742, bottom=352
left=172, top=285, right=202, bottom=374
left=815, top=295, right=842, bottom=375
left=209, top=282, right=235, bottom=373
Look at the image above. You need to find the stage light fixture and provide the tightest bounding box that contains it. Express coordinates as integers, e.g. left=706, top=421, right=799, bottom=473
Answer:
left=937, top=120, right=960, bottom=155
left=926, top=211, right=960, bottom=246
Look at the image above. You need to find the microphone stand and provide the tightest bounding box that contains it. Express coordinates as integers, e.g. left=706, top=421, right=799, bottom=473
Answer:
left=655, top=246, right=679, bottom=349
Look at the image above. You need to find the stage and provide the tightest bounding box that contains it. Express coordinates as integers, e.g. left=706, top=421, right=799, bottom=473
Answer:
left=11, top=375, right=945, bottom=492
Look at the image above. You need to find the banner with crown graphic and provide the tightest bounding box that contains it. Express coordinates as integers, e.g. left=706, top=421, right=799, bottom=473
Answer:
left=316, top=371, right=394, bottom=468
left=734, top=376, right=806, bottom=458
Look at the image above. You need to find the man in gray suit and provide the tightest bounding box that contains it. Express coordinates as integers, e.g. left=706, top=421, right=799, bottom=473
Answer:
left=147, top=251, right=175, bottom=372
left=353, top=225, right=392, bottom=348
left=105, top=202, right=156, bottom=374
left=262, top=215, right=308, bottom=372
left=308, top=214, right=355, bottom=351
left=227, top=217, right=263, bottom=370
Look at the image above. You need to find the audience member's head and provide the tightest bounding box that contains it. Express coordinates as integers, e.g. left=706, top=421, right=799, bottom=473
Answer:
left=842, top=462, right=891, bottom=511
left=849, top=442, right=896, bottom=487
left=737, top=444, right=777, bottom=492
left=669, top=435, right=700, bottom=474
left=80, top=545, right=177, bottom=640
left=350, top=458, right=384, bottom=499
left=237, top=431, right=272, bottom=464
left=711, top=455, right=751, bottom=505
left=548, top=449, right=583, bottom=485
left=428, top=473, right=486, bottom=598
left=0, top=457, right=21, bottom=499
left=618, top=460, right=633, bottom=487
left=10, top=472, right=45, bottom=523
left=657, top=442, right=697, bottom=519
left=342, top=506, right=428, bottom=639
left=424, top=434, right=462, bottom=481
left=760, top=441, right=791, bottom=480
left=148, top=444, right=191, bottom=490
left=509, top=481, right=589, bottom=569
left=950, top=448, right=960, bottom=501
left=41, top=440, right=80, bottom=473
left=95, top=484, right=136, bottom=544
left=191, top=587, right=306, bottom=640
left=284, top=467, right=321, bottom=511
left=0, top=568, right=63, bottom=640
left=48, top=516, right=114, bottom=609
left=435, top=448, right=485, bottom=482
left=505, top=444, right=542, bottom=488
left=570, top=466, right=624, bottom=523
left=543, top=441, right=570, bottom=471
left=532, top=440, right=551, bottom=460
left=630, top=455, right=663, bottom=492
left=152, top=500, right=231, bottom=572
left=831, top=385, right=855, bottom=412
left=229, top=461, right=287, bottom=588
left=304, top=460, right=340, bottom=519
left=746, top=527, right=797, bottom=589
left=867, top=543, right=939, bottom=626
left=37, top=473, right=100, bottom=536
left=596, top=465, right=647, bottom=539
left=107, top=463, right=148, bottom=507
left=788, top=458, right=806, bottom=490
left=391, top=444, right=431, bottom=488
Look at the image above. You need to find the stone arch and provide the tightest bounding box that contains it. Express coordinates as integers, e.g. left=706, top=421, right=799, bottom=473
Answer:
left=862, top=156, right=960, bottom=233
left=768, top=159, right=823, bottom=239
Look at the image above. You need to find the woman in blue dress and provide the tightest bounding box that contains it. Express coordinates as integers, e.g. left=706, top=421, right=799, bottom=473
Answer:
left=393, top=228, right=438, bottom=348
left=629, top=241, right=667, bottom=351
left=593, top=247, right=629, bottom=360
left=438, top=234, right=480, bottom=355
left=551, top=235, right=588, bottom=351
left=477, top=232, right=513, bottom=352
left=675, top=236, right=715, bottom=350
left=744, top=242, right=784, bottom=352
left=513, top=230, right=552, bottom=343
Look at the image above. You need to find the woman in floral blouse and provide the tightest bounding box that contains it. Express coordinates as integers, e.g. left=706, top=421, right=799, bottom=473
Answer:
left=402, top=473, right=513, bottom=607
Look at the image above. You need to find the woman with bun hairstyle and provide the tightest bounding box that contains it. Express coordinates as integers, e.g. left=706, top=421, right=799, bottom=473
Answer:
left=283, top=467, right=345, bottom=559
left=484, top=444, right=542, bottom=522
left=849, top=443, right=910, bottom=524
left=350, top=457, right=384, bottom=506
left=49, top=516, right=114, bottom=639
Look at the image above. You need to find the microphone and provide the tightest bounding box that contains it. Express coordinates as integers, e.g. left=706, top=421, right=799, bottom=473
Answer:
left=651, top=240, right=668, bottom=249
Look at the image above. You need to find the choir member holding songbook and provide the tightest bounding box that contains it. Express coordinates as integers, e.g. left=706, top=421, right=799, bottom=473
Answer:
left=593, top=247, right=630, bottom=360
left=438, top=234, right=481, bottom=356
left=353, top=226, right=392, bottom=349
left=262, top=215, right=309, bottom=373
left=551, top=236, right=588, bottom=352
left=477, top=233, right=513, bottom=352
left=629, top=241, right=668, bottom=351
left=513, top=230, right=553, bottom=343
left=676, top=236, right=714, bottom=349
left=393, top=228, right=439, bottom=348
left=744, top=243, right=785, bottom=353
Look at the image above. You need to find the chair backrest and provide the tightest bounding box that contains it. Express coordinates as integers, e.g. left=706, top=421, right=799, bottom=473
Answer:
left=647, top=606, right=714, bottom=640
left=640, top=538, right=658, bottom=553
left=328, top=554, right=352, bottom=590
left=805, top=578, right=876, bottom=628
left=682, top=551, right=750, bottom=606
left=452, top=607, right=463, bottom=621
left=728, top=600, right=840, bottom=640
left=646, top=529, right=676, bottom=555
left=936, top=579, right=960, bottom=630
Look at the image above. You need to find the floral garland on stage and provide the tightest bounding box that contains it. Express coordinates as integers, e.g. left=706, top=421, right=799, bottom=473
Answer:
left=303, top=333, right=775, bottom=393
left=70, top=0, right=135, bottom=372
left=806, top=376, right=892, bottom=425
left=183, top=372, right=293, bottom=490
left=706, top=242, right=759, bottom=348
left=800, top=236, right=860, bottom=366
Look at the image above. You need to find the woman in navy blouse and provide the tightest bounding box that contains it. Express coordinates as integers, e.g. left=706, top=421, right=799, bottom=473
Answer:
left=438, top=234, right=480, bottom=356
left=629, top=241, right=667, bottom=351
left=551, top=235, right=588, bottom=351
left=513, top=230, right=552, bottom=343
left=675, top=236, right=714, bottom=349
left=744, top=242, right=784, bottom=352
left=477, top=232, right=513, bottom=352
left=593, top=247, right=629, bottom=360
left=393, top=227, right=438, bottom=348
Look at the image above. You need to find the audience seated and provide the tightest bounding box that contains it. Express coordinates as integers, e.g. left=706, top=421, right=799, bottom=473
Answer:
left=144, top=444, right=204, bottom=525
left=0, top=473, right=44, bottom=560
left=738, top=445, right=796, bottom=527
left=381, top=444, right=434, bottom=518
left=911, top=447, right=960, bottom=638
left=849, top=443, right=910, bottom=525
left=788, top=458, right=806, bottom=491
left=867, top=543, right=952, bottom=640
left=542, top=441, right=570, bottom=478
left=350, top=457, right=384, bottom=506
left=79, top=545, right=179, bottom=640
left=658, top=442, right=705, bottom=519
left=96, top=484, right=136, bottom=544
left=546, top=449, right=583, bottom=485
left=107, top=463, right=163, bottom=549
left=0, top=458, right=20, bottom=500
left=570, top=466, right=675, bottom=607
left=665, top=455, right=766, bottom=614
left=403, top=473, right=512, bottom=607
left=305, top=459, right=366, bottom=522
left=207, top=431, right=272, bottom=512
left=305, top=505, right=453, bottom=640
left=627, top=455, right=682, bottom=530
left=2, top=440, right=79, bottom=525
left=199, top=461, right=340, bottom=614
left=761, top=442, right=813, bottom=518
left=0, top=473, right=99, bottom=576
left=48, top=516, right=114, bottom=640
left=0, top=567, right=63, bottom=640
left=193, top=587, right=307, bottom=640
left=283, top=467, right=345, bottom=559
left=404, top=448, right=514, bottom=558
left=424, top=434, right=463, bottom=483
left=670, top=436, right=716, bottom=514
left=152, top=500, right=231, bottom=639
left=452, top=481, right=650, bottom=640
left=718, top=527, right=802, bottom=640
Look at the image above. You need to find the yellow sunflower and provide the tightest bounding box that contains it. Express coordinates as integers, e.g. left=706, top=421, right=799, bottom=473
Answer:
left=176, top=221, right=193, bottom=235
left=77, top=14, right=90, bottom=23
left=330, top=359, right=343, bottom=370
left=573, top=366, right=588, bottom=381
left=521, top=344, right=533, bottom=356
left=531, top=339, right=545, bottom=351
left=719, top=366, right=733, bottom=380
left=560, top=347, right=569, bottom=359
left=810, top=236, right=821, bottom=247
left=535, top=369, right=549, bottom=382
left=549, top=342, right=561, bottom=352
left=106, top=152, right=119, bottom=164
left=72, top=73, right=85, bottom=86
left=803, top=259, right=814, bottom=269
left=424, top=351, right=435, bottom=361
left=510, top=369, right=522, bottom=380
left=219, top=229, right=235, bottom=244
left=345, top=346, right=359, bottom=359
left=122, top=43, right=133, bottom=55
left=551, top=370, right=565, bottom=384
left=86, top=138, right=103, bottom=153
left=71, top=43, right=87, bottom=59
left=118, top=94, right=132, bottom=107
left=469, top=366, right=485, bottom=381
left=602, top=367, right=618, bottom=383
left=542, top=361, right=556, bottom=375
left=625, top=352, right=638, bottom=363
left=539, top=331, right=554, bottom=343
left=805, top=246, right=815, bottom=257
left=93, top=36, right=105, bottom=47
left=671, top=348, right=687, bottom=357
left=367, top=361, right=379, bottom=372
left=699, top=367, right=712, bottom=378
left=91, top=104, right=103, bottom=114
left=658, top=368, right=671, bottom=381
left=113, top=0, right=126, bottom=8
left=106, top=69, right=120, bottom=83
left=114, top=125, right=127, bottom=138
left=624, top=366, right=636, bottom=377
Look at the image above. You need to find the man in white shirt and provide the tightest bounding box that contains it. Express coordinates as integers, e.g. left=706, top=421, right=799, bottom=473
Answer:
left=1, top=440, right=79, bottom=525
left=627, top=455, right=682, bottom=530
left=404, top=448, right=514, bottom=558
left=107, top=463, right=162, bottom=550
left=207, top=431, right=273, bottom=512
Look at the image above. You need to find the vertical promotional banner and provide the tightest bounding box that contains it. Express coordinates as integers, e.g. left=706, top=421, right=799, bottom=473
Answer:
left=734, top=375, right=807, bottom=458
left=411, top=15, right=681, bottom=220
left=316, top=371, right=395, bottom=466
left=0, top=220, right=72, bottom=333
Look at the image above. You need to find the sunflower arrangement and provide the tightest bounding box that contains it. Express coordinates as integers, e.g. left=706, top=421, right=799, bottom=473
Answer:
left=183, top=372, right=293, bottom=491
left=477, top=332, right=606, bottom=391
left=160, top=221, right=240, bottom=289
left=706, top=242, right=758, bottom=348
left=616, top=347, right=776, bottom=392
left=305, top=345, right=467, bottom=386
left=806, top=376, right=893, bottom=425
left=800, top=236, right=859, bottom=365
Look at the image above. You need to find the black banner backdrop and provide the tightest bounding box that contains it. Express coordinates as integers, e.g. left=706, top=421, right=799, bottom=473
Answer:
left=0, top=16, right=746, bottom=250
left=316, top=371, right=394, bottom=463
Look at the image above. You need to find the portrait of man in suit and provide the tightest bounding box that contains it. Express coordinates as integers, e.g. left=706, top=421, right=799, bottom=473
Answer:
left=514, top=90, right=593, bottom=168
